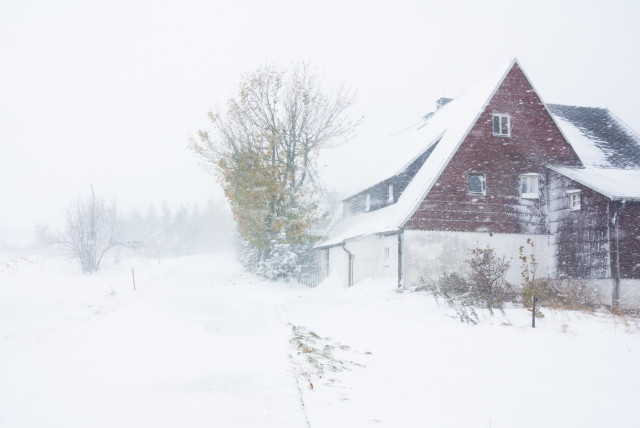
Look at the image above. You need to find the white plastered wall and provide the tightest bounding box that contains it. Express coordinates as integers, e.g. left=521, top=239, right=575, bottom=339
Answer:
left=619, top=280, right=640, bottom=308
left=589, top=279, right=640, bottom=309
left=403, top=230, right=550, bottom=287
left=326, top=234, right=399, bottom=287
left=327, top=245, right=348, bottom=286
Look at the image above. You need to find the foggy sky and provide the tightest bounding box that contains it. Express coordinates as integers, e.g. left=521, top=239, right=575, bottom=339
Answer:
left=2, top=0, right=639, bottom=232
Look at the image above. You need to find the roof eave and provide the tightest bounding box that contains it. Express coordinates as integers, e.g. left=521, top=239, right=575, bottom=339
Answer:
left=314, top=227, right=400, bottom=249
left=546, top=165, right=640, bottom=201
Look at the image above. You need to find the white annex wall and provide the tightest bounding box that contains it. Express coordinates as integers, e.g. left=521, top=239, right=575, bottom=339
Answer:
left=349, top=234, right=398, bottom=286
left=324, top=230, right=640, bottom=308
left=619, top=280, right=640, bottom=309
left=327, top=234, right=399, bottom=287
left=327, top=246, right=348, bottom=287
left=403, top=230, right=550, bottom=287
left=550, top=279, right=640, bottom=309
left=593, top=279, right=640, bottom=309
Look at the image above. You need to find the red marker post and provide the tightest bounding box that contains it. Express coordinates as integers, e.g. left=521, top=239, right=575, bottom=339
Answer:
left=132, top=268, right=136, bottom=291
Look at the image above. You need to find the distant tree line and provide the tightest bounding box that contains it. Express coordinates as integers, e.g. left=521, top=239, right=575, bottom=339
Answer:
left=35, top=196, right=236, bottom=272
left=121, top=200, right=235, bottom=257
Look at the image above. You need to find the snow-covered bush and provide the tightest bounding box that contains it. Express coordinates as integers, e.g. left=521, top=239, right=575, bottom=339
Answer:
left=238, top=238, right=260, bottom=271
left=240, top=230, right=316, bottom=281
left=256, top=230, right=301, bottom=280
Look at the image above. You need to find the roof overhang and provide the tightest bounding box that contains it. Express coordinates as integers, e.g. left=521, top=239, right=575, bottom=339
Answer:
left=547, top=165, right=640, bottom=201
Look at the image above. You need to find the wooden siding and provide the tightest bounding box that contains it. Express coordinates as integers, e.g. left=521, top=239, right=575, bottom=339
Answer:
left=548, top=171, right=610, bottom=279
left=406, top=63, right=582, bottom=234
left=344, top=179, right=392, bottom=215
left=394, top=144, right=438, bottom=198
left=344, top=141, right=438, bottom=216
left=617, top=202, right=640, bottom=279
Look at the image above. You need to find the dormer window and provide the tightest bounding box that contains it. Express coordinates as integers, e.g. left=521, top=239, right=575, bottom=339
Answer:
left=365, top=193, right=371, bottom=212
left=520, top=173, right=539, bottom=199
left=492, top=114, right=510, bottom=137
left=468, top=172, right=486, bottom=195
left=387, top=183, right=394, bottom=203
left=568, top=190, right=581, bottom=211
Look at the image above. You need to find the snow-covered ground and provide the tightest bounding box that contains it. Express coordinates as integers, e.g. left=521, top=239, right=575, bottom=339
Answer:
left=1, top=251, right=639, bottom=427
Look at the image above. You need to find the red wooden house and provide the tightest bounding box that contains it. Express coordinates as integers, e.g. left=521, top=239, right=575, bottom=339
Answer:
left=316, top=59, right=640, bottom=308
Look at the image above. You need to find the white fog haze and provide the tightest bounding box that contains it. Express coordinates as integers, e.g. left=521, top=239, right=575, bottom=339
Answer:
left=2, top=2, right=640, bottom=427
left=2, top=0, right=639, bottom=237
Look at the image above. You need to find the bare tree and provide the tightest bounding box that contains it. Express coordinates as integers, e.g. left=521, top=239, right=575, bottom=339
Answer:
left=63, top=186, right=137, bottom=273
left=191, top=62, right=360, bottom=256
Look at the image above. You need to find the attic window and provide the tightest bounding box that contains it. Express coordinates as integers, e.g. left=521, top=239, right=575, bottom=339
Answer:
left=492, top=114, right=510, bottom=137
left=568, top=190, right=581, bottom=211
left=387, top=183, right=394, bottom=203
left=365, top=193, right=371, bottom=212
left=468, top=173, right=486, bottom=195
left=520, top=173, right=539, bottom=199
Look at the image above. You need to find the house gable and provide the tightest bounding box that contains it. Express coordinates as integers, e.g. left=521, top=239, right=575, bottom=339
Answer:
left=318, top=59, right=526, bottom=248
left=405, top=63, right=583, bottom=234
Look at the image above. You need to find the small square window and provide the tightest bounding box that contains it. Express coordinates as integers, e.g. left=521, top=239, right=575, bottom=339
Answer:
left=492, top=114, right=510, bottom=137
left=365, top=193, right=371, bottom=212
left=468, top=173, right=486, bottom=195
left=387, top=183, right=394, bottom=203
left=520, top=174, right=539, bottom=199
left=568, top=190, right=581, bottom=211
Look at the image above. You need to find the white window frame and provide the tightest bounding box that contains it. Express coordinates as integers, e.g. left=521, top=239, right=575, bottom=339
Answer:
left=520, top=173, right=539, bottom=199
left=568, top=189, right=581, bottom=211
left=365, top=193, right=371, bottom=212
left=492, top=113, right=511, bottom=137
left=468, top=172, right=486, bottom=196
left=387, top=183, right=394, bottom=203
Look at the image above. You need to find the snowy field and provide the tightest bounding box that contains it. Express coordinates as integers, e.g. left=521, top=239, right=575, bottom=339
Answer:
left=1, top=251, right=639, bottom=427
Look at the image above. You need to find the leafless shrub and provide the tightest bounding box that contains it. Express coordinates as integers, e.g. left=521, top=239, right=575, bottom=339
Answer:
left=413, top=247, right=513, bottom=324
left=615, top=307, right=640, bottom=319
left=63, top=186, right=139, bottom=274
left=526, top=278, right=603, bottom=312
left=414, top=272, right=480, bottom=323
left=465, top=247, right=514, bottom=311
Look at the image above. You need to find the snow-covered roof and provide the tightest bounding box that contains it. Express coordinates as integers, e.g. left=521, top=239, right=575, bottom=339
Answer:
left=317, top=60, right=640, bottom=248
left=343, top=130, right=442, bottom=200
left=546, top=105, right=640, bottom=200
left=548, top=104, right=640, bottom=169
left=316, top=59, right=517, bottom=247
left=547, top=166, right=640, bottom=201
